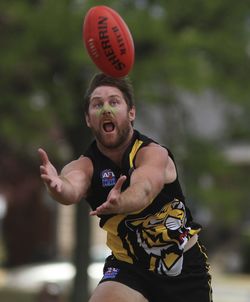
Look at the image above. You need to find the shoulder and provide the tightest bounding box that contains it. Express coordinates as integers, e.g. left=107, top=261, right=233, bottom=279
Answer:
left=62, top=155, right=93, bottom=178
left=77, top=156, right=93, bottom=175
left=77, top=155, right=93, bottom=167
left=136, top=143, right=169, bottom=165
left=136, top=143, right=177, bottom=183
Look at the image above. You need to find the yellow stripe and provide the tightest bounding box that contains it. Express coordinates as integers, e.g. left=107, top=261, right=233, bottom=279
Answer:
left=129, top=139, right=143, bottom=168
left=103, top=214, right=133, bottom=264
left=103, top=214, right=125, bottom=235
left=197, top=242, right=213, bottom=301
left=189, top=228, right=201, bottom=236
left=164, top=252, right=180, bottom=269
left=150, top=256, right=156, bottom=270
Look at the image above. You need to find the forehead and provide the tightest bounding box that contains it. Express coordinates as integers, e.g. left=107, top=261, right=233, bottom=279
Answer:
left=90, top=85, right=124, bottom=100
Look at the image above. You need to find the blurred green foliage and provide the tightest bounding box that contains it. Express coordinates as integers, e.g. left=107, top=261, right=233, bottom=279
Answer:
left=1, top=0, right=250, bottom=145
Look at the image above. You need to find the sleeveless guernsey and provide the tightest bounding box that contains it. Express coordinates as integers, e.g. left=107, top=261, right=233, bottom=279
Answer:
left=84, top=129, right=201, bottom=276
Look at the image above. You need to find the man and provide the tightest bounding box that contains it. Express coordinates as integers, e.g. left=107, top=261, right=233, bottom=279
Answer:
left=39, top=73, right=213, bottom=302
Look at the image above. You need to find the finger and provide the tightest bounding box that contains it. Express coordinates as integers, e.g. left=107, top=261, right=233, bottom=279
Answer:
left=52, top=183, right=62, bottom=193
left=50, top=180, right=59, bottom=190
left=40, top=174, right=51, bottom=182
left=40, top=174, right=55, bottom=186
left=90, top=206, right=103, bottom=216
left=38, top=148, right=49, bottom=165
left=89, top=201, right=111, bottom=216
left=45, top=178, right=61, bottom=193
left=114, top=175, right=127, bottom=191
left=40, top=165, right=47, bottom=174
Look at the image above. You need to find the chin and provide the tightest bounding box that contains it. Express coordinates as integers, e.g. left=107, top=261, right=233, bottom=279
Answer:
left=102, top=138, right=121, bottom=149
left=95, top=131, right=114, bottom=146
left=94, top=123, right=132, bottom=149
left=102, top=134, right=125, bottom=149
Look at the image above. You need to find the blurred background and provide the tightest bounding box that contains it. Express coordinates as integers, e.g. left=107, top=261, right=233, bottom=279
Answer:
left=0, top=0, right=250, bottom=301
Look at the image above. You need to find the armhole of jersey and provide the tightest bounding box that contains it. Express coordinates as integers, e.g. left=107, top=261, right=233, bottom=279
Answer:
left=166, top=147, right=179, bottom=178
left=129, top=139, right=144, bottom=169
left=129, top=131, right=156, bottom=170
left=82, top=152, right=95, bottom=198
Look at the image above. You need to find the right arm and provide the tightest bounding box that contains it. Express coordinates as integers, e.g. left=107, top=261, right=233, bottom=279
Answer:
left=38, top=148, right=93, bottom=205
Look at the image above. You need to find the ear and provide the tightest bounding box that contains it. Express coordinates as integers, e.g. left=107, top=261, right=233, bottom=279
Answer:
left=128, top=106, right=136, bottom=123
left=85, top=113, right=91, bottom=128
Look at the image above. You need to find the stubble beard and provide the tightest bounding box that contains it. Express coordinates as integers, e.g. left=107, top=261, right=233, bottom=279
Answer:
left=93, top=120, right=132, bottom=149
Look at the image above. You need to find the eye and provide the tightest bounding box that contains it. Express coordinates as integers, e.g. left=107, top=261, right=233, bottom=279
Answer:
left=110, top=98, right=119, bottom=106
left=93, top=103, right=103, bottom=109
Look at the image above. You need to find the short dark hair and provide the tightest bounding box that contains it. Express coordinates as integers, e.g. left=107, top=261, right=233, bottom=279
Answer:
left=84, top=73, right=135, bottom=114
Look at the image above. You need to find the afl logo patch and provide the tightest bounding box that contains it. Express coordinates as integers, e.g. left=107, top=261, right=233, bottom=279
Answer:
left=101, top=169, right=116, bottom=187
left=102, top=267, right=120, bottom=280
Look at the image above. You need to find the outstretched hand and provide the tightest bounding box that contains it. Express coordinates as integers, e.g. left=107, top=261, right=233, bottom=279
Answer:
left=90, top=175, right=127, bottom=216
left=38, top=148, right=63, bottom=195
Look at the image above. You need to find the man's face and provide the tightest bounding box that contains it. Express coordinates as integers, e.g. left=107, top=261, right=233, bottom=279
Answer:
left=85, top=85, right=135, bottom=149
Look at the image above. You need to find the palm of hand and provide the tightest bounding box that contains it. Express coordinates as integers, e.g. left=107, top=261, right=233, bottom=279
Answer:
left=44, top=162, right=63, bottom=192
left=38, top=148, right=62, bottom=193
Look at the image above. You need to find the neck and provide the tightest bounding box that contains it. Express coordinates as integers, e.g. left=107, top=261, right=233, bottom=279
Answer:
left=96, top=128, right=134, bottom=166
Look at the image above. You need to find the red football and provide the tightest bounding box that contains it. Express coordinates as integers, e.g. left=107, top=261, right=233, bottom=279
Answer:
left=83, top=5, right=134, bottom=78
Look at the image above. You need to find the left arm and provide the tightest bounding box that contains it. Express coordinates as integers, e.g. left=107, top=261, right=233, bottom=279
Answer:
left=90, top=143, right=171, bottom=216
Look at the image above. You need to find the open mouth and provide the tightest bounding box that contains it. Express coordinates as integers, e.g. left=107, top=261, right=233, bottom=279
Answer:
left=103, top=121, right=115, bottom=133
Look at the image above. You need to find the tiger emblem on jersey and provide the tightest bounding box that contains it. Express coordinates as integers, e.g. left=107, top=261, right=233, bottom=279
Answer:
left=125, top=199, right=191, bottom=276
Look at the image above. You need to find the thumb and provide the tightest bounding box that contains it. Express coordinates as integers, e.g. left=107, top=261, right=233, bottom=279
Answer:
left=114, top=175, right=127, bottom=191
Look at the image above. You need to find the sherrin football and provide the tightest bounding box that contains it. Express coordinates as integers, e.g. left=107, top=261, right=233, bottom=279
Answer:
left=83, top=5, right=134, bottom=78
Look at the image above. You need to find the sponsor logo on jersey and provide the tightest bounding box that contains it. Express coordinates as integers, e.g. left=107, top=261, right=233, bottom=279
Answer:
left=101, top=169, right=116, bottom=187
left=102, top=267, right=120, bottom=280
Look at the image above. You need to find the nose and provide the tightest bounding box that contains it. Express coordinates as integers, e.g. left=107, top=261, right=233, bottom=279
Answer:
left=101, top=104, right=112, bottom=114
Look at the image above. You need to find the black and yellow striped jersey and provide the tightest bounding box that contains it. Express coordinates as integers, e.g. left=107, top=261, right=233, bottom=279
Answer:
left=84, top=129, right=201, bottom=276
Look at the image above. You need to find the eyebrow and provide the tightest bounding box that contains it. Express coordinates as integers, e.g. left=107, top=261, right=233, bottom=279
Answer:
left=90, top=96, right=102, bottom=102
left=90, top=94, right=122, bottom=102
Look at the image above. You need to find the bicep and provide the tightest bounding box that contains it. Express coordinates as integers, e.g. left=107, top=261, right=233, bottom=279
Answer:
left=131, top=145, right=169, bottom=198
